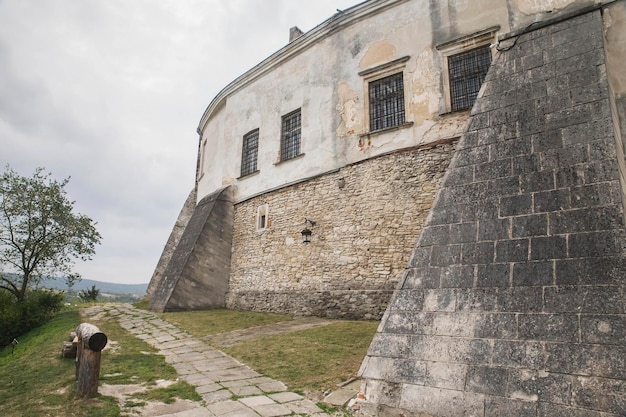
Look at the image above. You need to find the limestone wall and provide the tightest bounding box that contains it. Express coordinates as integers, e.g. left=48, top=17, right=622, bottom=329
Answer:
left=359, top=8, right=626, bottom=417
left=227, top=141, right=455, bottom=319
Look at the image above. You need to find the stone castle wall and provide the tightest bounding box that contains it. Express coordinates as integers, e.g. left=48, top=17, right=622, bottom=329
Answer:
left=359, top=8, right=626, bottom=417
left=226, top=141, right=456, bottom=319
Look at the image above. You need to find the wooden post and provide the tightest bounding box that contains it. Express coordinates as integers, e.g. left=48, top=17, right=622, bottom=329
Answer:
left=75, top=323, right=107, bottom=397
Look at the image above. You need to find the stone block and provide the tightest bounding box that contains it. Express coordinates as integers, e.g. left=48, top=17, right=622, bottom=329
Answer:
left=530, top=235, right=567, bottom=260
left=460, top=198, right=499, bottom=221
left=499, top=194, right=532, bottom=217
left=545, top=104, right=592, bottom=130
left=430, top=244, right=461, bottom=266
left=537, top=402, right=605, bottom=417
left=581, top=314, right=626, bottom=345
left=474, top=312, right=517, bottom=339
left=388, top=289, right=425, bottom=311
left=399, top=384, right=485, bottom=417
left=485, top=396, right=537, bottom=417
left=570, top=183, right=615, bottom=208
left=432, top=312, right=476, bottom=337
left=521, top=170, right=555, bottom=193
left=420, top=225, right=450, bottom=246
left=532, top=129, right=562, bottom=152
left=461, top=242, right=495, bottom=265
left=497, top=287, right=542, bottom=312
left=465, top=366, right=508, bottom=396
left=475, top=159, right=512, bottom=181
left=423, top=289, right=457, bottom=312
left=550, top=206, right=623, bottom=234
left=492, top=136, right=531, bottom=160
left=425, top=362, right=467, bottom=390
left=555, top=257, right=625, bottom=285
left=367, top=334, right=411, bottom=358
left=476, top=263, right=510, bottom=287
left=441, top=265, right=475, bottom=288
left=456, top=288, right=498, bottom=312
left=489, top=176, right=521, bottom=196
left=492, top=340, right=544, bottom=369
left=478, top=218, right=511, bottom=241
left=533, top=188, right=570, bottom=212
left=495, top=239, right=529, bottom=262
left=517, top=313, right=579, bottom=342
left=512, top=154, right=541, bottom=175
left=512, top=260, right=553, bottom=286
left=360, top=356, right=426, bottom=385
left=568, top=231, right=622, bottom=258
left=449, top=222, right=477, bottom=244
left=512, top=214, right=548, bottom=238
left=572, top=376, right=626, bottom=414
left=361, top=379, right=402, bottom=409
left=402, top=267, right=441, bottom=289
left=443, top=166, right=475, bottom=187
left=544, top=286, right=623, bottom=314
left=508, top=369, right=572, bottom=404
left=584, top=160, right=619, bottom=183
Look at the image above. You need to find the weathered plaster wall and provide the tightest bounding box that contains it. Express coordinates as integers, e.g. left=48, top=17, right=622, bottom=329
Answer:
left=359, top=9, right=626, bottom=417
left=227, top=142, right=455, bottom=319
left=196, top=0, right=514, bottom=204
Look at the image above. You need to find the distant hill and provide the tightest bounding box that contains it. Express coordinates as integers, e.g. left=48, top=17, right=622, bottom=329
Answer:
left=39, top=277, right=148, bottom=295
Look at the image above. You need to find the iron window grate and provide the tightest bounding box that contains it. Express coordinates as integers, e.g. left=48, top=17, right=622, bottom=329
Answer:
left=240, top=129, right=259, bottom=177
left=448, top=45, right=492, bottom=112
left=369, top=72, right=405, bottom=132
left=280, top=109, right=301, bottom=161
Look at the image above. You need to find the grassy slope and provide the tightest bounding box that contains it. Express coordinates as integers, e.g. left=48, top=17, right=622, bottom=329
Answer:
left=161, top=309, right=379, bottom=395
left=0, top=307, right=198, bottom=417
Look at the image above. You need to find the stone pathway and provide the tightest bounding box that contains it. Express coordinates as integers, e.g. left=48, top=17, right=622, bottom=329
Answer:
left=82, top=303, right=331, bottom=417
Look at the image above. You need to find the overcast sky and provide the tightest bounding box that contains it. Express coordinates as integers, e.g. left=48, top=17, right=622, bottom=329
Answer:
left=0, top=0, right=360, bottom=285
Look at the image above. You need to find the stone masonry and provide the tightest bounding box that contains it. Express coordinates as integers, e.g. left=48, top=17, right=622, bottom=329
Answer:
left=228, top=142, right=455, bottom=319
left=149, top=187, right=234, bottom=312
left=359, top=9, right=626, bottom=417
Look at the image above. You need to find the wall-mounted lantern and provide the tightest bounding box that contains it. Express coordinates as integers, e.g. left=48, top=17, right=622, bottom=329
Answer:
left=301, top=218, right=316, bottom=244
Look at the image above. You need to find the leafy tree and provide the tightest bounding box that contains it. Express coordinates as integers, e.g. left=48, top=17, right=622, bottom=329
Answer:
left=0, top=166, right=101, bottom=301
left=78, top=284, right=100, bottom=301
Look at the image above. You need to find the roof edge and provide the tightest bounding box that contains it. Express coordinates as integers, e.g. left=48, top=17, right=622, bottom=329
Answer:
left=197, top=0, right=410, bottom=133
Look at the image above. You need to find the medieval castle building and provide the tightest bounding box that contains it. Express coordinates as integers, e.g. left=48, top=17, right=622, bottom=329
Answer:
left=147, top=0, right=626, bottom=415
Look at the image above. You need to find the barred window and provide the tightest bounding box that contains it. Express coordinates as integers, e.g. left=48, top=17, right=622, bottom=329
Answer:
left=280, top=109, right=301, bottom=161
left=240, top=129, right=259, bottom=177
left=448, top=45, right=492, bottom=112
left=369, top=72, right=405, bottom=132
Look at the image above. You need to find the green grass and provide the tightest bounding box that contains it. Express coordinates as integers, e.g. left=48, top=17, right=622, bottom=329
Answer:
left=161, top=308, right=292, bottom=336
left=0, top=306, right=201, bottom=417
left=221, top=320, right=378, bottom=394
left=0, top=309, right=122, bottom=417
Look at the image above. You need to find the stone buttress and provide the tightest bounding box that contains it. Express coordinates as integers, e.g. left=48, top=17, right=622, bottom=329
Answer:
left=359, top=8, right=626, bottom=417
left=148, top=187, right=234, bottom=312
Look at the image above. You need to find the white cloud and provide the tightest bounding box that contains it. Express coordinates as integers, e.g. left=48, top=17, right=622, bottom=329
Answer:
left=0, top=0, right=359, bottom=284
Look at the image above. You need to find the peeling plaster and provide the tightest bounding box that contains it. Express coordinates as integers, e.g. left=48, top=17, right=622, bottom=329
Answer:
left=336, top=82, right=362, bottom=138
left=409, top=48, right=440, bottom=128
left=359, top=40, right=397, bottom=70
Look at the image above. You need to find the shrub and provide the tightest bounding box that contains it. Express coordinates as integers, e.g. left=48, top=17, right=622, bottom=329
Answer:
left=0, top=289, right=65, bottom=347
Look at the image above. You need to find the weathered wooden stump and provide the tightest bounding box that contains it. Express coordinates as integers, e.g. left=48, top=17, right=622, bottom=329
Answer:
left=75, top=323, right=107, bottom=397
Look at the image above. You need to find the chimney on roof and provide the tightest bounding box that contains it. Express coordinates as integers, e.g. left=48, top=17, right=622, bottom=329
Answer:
left=289, top=26, right=304, bottom=42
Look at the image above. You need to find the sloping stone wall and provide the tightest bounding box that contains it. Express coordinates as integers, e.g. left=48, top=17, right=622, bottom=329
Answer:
left=148, top=187, right=234, bottom=312
left=359, top=9, right=626, bottom=417
left=145, top=188, right=196, bottom=301
left=227, top=142, right=455, bottom=319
